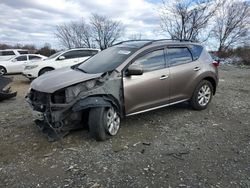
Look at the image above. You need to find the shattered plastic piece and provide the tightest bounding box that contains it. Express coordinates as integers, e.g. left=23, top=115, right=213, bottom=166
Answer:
left=0, top=76, right=17, bottom=101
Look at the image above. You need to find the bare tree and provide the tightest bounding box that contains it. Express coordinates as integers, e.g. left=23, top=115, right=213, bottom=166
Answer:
left=212, top=1, right=250, bottom=52
left=160, top=0, right=222, bottom=41
left=55, top=20, right=93, bottom=48
left=90, top=14, right=124, bottom=50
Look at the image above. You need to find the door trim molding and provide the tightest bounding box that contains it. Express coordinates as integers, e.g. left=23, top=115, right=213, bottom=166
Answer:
left=126, top=99, right=189, bottom=117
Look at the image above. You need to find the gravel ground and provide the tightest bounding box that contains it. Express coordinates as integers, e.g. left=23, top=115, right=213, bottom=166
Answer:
left=0, top=65, right=249, bottom=188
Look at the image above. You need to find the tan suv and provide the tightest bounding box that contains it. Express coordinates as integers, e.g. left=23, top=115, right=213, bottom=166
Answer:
left=27, top=40, right=219, bottom=141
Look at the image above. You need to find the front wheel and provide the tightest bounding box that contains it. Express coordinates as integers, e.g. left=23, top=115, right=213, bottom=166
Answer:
left=190, top=80, right=213, bottom=110
left=89, top=106, right=120, bottom=141
left=39, top=67, right=54, bottom=76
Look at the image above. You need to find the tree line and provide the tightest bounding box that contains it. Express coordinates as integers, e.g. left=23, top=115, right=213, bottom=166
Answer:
left=1, top=0, right=249, bottom=58
left=55, top=0, right=249, bottom=55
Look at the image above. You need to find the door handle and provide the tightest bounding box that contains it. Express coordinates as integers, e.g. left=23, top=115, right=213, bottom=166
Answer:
left=160, top=75, right=168, bottom=80
left=193, top=67, right=201, bottom=71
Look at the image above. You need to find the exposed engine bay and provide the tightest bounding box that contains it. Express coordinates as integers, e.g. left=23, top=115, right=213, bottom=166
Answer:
left=26, top=71, right=123, bottom=141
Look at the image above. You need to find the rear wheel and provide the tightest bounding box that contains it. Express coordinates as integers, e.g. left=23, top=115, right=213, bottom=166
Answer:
left=39, top=67, right=54, bottom=76
left=89, top=106, right=120, bottom=141
left=0, top=66, right=7, bottom=75
left=190, top=80, right=213, bottom=110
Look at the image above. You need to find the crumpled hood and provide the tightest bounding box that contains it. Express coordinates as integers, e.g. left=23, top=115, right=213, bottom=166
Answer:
left=31, top=67, right=102, bottom=93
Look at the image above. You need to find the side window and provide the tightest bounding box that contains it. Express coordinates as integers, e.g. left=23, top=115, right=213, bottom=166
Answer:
left=62, top=50, right=82, bottom=59
left=167, top=47, right=193, bottom=66
left=29, top=55, right=41, bottom=60
left=189, top=45, right=203, bottom=60
left=2, top=51, right=15, bottom=56
left=15, top=55, right=27, bottom=61
left=134, top=49, right=166, bottom=72
left=18, top=51, right=28, bottom=54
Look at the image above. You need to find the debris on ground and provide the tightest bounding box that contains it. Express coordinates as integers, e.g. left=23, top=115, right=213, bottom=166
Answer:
left=0, top=76, right=17, bottom=101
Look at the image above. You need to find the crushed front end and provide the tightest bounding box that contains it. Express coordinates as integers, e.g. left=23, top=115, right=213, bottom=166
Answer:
left=26, top=71, right=123, bottom=141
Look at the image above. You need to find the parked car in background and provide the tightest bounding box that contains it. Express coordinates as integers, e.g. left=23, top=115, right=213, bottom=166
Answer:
left=27, top=39, right=219, bottom=141
left=0, top=49, right=29, bottom=61
left=0, top=54, right=47, bottom=75
left=22, top=48, right=99, bottom=80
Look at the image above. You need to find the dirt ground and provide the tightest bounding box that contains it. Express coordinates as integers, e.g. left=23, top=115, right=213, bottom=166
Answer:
left=0, top=65, right=249, bottom=188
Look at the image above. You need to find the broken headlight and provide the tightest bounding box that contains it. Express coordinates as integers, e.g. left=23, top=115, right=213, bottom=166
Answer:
left=85, top=80, right=96, bottom=89
left=65, top=80, right=96, bottom=102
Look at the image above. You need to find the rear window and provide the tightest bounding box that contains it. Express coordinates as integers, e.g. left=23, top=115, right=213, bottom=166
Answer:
left=0, top=51, right=15, bottom=56
left=29, top=55, right=42, bottom=60
left=189, top=45, right=203, bottom=60
left=167, top=47, right=193, bottom=66
left=18, top=50, right=28, bottom=54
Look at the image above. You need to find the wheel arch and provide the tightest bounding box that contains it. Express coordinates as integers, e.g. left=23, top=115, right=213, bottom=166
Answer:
left=202, top=76, right=217, bottom=95
left=72, top=94, right=123, bottom=117
left=38, top=67, right=55, bottom=76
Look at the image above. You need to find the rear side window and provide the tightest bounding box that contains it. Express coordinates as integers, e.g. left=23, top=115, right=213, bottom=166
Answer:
left=134, top=49, right=165, bottom=72
left=189, top=45, right=203, bottom=60
left=0, top=51, right=15, bottom=56
left=29, top=55, right=41, bottom=60
left=167, top=47, right=193, bottom=66
left=18, top=50, right=28, bottom=54
left=15, top=55, right=27, bottom=61
left=81, top=50, right=99, bottom=57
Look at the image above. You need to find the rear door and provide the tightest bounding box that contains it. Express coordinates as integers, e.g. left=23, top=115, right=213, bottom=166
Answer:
left=167, top=46, right=202, bottom=103
left=123, top=48, right=170, bottom=115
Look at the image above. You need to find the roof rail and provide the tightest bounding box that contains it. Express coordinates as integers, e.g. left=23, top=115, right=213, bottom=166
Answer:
left=152, top=39, right=194, bottom=43
left=112, top=39, right=153, bottom=46
left=111, top=38, right=195, bottom=48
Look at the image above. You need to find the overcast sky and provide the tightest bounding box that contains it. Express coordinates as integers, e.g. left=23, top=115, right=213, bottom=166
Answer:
left=0, top=0, right=164, bottom=49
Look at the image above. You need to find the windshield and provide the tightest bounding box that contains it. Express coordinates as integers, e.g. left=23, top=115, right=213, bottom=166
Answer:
left=78, top=46, right=137, bottom=73
left=46, top=51, right=62, bottom=60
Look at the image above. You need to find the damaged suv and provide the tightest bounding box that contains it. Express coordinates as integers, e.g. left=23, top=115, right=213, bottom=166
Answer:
left=27, top=40, right=218, bottom=141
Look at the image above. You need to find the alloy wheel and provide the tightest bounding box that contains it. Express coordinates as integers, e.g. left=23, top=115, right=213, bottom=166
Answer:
left=106, top=107, right=120, bottom=136
left=197, top=84, right=211, bottom=106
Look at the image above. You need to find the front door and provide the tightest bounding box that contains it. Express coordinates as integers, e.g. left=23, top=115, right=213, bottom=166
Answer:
left=123, top=49, right=170, bottom=115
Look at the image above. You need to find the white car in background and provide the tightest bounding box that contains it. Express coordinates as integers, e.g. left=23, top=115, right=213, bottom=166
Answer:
left=0, top=49, right=29, bottom=61
left=22, top=48, right=99, bottom=80
left=0, top=54, right=47, bottom=75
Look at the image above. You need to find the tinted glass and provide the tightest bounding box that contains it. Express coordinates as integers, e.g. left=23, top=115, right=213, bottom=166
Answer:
left=134, top=49, right=165, bottom=72
left=78, top=50, right=99, bottom=57
left=47, top=51, right=62, bottom=60
left=1, top=51, right=15, bottom=56
left=62, top=50, right=96, bottom=59
left=18, top=50, right=28, bottom=54
left=167, top=48, right=193, bottom=66
left=78, top=47, right=137, bottom=74
left=15, top=55, right=27, bottom=61
left=29, top=55, right=42, bottom=60
left=189, top=45, right=203, bottom=60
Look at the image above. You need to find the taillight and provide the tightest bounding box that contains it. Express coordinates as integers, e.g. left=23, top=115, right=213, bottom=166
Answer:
left=212, top=61, right=219, bottom=67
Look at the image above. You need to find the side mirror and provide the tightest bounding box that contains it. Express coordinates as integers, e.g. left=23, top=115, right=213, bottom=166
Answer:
left=58, top=56, right=65, bottom=60
left=126, top=64, right=143, bottom=76
left=12, top=59, right=17, bottom=62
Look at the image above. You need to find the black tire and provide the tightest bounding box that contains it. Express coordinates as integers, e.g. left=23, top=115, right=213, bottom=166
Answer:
left=190, top=80, right=213, bottom=110
left=39, top=67, right=54, bottom=76
left=0, top=66, right=7, bottom=75
left=89, top=107, right=120, bottom=141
